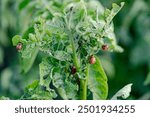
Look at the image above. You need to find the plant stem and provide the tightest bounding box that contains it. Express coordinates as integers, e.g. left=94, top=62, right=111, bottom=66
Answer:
left=68, top=30, right=88, bottom=100
left=79, top=79, right=86, bottom=100
left=79, top=64, right=89, bottom=100
left=70, top=37, right=80, bottom=70
left=67, top=30, right=79, bottom=69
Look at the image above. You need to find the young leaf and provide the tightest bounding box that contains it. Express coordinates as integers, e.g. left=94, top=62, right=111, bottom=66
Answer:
left=12, top=35, right=27, bottom=46
left=88, top=56, right=108, bottom=100
left=111, top=83, right=133, bottom=100
left=105, top=2, right=124, bottom=25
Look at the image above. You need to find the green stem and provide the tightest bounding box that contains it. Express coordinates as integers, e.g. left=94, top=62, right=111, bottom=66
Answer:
left=79, top=80, right=86, bottom=100
left=68, top=31, right=80, bottom=69
left=68, top=30, right=88, bottom=100
left=79, top=64, right=89, bottom=100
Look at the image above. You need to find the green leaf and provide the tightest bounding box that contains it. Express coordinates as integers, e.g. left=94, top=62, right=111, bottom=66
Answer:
left=25, top=80, right=39, bottom=94
left=19, top=0, right=30, bottom=11
left=47, top=17, right=65, bottom=34
left=39, top=57, right=69, bottom=100
left=65, top=0, right=87, bottom=29
left=111, top=84, right=132, bottom=100
left=21, top=47, right=39, bottom=73
left=22, top=80, right=54, bottom=100
left=39, top=59, right=51, bottom=90
left=53, top=73, right=64, bottom=88
left=23, top=27, right=34, bottom=39
left=0, top=47, right=4, bottom=65
left=57, top=88, right=68, bottom=100
left=88, top=56, right=108, bottom=100
left=144, top=72, right=150, bottom=86
left=65, top=80, right=78, bottom=99
left=1, top=68, right=12, bottom=90
left=0, top=96, right=10, bottom=100
left=12, top=35, right=27, bottom=46
left=54, top=50, right=71, bottom=61
left=105, top=2, right=124, bottom=24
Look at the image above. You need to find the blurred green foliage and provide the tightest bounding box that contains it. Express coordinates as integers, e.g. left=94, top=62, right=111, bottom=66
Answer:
left=0, top=0, right=150, bottom=99
left=0, top=0, right=39, bottom=99
left=100, top=0, right=150, bottom=99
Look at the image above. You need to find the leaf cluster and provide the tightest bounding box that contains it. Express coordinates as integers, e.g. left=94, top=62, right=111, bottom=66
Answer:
left=12, top=0, right=125, bottom=100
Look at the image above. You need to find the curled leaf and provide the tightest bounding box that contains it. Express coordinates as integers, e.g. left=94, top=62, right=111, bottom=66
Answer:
left=12, top=35, right=27, bottom=46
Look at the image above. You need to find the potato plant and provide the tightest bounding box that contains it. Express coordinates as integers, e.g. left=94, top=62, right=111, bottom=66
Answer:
left=12, top=0, right=132, bottom=100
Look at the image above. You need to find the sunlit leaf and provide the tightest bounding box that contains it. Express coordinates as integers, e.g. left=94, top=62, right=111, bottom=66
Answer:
left=88, top=56, right=108, bottom=100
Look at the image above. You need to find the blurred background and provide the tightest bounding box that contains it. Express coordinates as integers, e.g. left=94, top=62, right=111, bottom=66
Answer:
left=0, top=0, right=150, bottom=99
